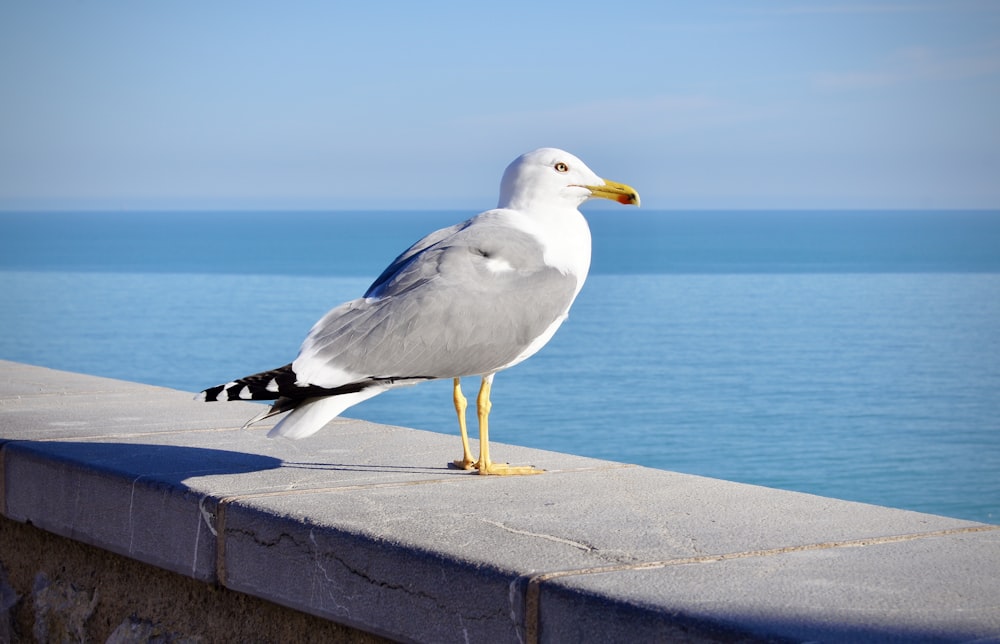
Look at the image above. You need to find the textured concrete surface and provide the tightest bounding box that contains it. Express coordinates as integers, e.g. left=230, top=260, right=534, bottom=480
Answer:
left=2, top=359, right=999, bottom=643
left=0, top=515, right=388, bottom=643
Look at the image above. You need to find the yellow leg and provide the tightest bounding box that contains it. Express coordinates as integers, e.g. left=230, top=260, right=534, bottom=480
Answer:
left=451, top=378, right=476, bottom=470
left=475, top=374, right=543, bottom=476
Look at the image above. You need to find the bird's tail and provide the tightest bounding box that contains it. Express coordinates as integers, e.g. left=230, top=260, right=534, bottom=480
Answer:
left=267, top=387, right=387, bottom=439
left=198, top=363, right=328, bottom=425
left=198, top=364, right=298, bottom=403
left=198, top=364, right=407, bottom=437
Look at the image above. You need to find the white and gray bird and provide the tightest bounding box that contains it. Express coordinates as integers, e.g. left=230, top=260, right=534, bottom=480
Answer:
left=200, top=148, right=640, bottom=475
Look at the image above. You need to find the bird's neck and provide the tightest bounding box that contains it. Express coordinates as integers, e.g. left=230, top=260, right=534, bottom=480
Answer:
left=520, top=205, right=592, bottom=284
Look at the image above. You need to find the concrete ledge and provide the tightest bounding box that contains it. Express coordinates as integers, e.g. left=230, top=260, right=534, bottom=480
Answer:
left=2, top=359, right=998, bottom=642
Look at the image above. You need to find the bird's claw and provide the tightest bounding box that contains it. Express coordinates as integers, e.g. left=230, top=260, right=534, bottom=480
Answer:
left=450, top=458, right=477, bottom=471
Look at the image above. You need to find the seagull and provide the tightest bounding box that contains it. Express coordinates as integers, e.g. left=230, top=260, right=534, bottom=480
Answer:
left=200, top=148, right=640, bottom=475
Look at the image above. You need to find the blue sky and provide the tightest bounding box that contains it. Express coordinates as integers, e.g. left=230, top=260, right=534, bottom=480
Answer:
left=1, top=1, right=998, bottom=210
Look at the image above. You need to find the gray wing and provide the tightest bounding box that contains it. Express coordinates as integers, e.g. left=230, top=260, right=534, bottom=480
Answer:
left=364, top=220, right=468, bottom=298
left=293, top=213, right=579, bottom=387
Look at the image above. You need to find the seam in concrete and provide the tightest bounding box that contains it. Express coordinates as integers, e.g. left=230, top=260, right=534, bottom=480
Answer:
left=216, top=497, right=229, bottom=585
left=521, top=523, right=1000, bottom=644
left=127, top=474, right=144, bottom=555
left=0, top=443, right=6, bottom=517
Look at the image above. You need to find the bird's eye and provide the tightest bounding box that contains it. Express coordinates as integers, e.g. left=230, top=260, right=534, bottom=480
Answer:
left=554, top=162, right=569, bottom=173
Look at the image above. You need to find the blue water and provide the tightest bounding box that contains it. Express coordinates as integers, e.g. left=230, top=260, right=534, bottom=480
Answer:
left=2, top=210, right=999, bottom=523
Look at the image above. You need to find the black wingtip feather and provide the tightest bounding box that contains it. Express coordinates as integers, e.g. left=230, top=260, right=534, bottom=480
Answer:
left=200, top=363, right=297, bottom=403
left=201, top=365, right=437, bottom=432
left=200, top=363, right=385, bottom=406
left=202, top=384, right=226, bottom=402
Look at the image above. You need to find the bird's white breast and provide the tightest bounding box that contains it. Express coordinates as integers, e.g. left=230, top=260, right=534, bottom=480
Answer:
left=503, top=206, right=592, bottom=290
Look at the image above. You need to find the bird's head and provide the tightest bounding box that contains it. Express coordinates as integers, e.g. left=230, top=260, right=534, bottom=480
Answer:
left=498, top=148, right=640, bottom=212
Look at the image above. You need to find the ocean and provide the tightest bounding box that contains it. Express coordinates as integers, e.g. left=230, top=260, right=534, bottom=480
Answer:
left=2, top=210, right=999, bottom=523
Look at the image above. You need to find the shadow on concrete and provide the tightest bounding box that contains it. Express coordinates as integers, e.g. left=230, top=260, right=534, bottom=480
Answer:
left=3, top=440, right=472, bottom=483
left=281, top=460, right=468, bottom=475
left=545, top=581, right=1000, bottom=643
left=2, top=440, right=283, bottom=485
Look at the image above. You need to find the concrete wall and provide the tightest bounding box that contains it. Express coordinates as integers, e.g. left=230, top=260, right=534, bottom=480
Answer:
left=2, top=360, right=999, bottom=643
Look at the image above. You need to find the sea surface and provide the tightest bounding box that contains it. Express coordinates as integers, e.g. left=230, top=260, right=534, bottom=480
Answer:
left=2, top=210, right=999, bottom=523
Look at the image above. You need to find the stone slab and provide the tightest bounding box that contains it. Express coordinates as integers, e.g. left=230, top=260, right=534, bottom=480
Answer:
left=537, top=528, right=1000, bottom=643
left=218, top=467, right=993, bottom=642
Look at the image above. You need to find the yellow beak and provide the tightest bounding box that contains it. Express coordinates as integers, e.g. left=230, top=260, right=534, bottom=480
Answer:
left=581, top=179, right=641, bottom=207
